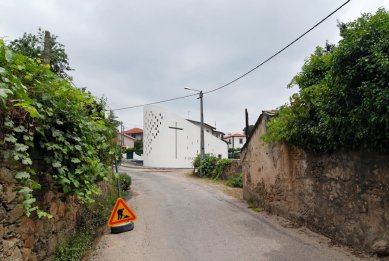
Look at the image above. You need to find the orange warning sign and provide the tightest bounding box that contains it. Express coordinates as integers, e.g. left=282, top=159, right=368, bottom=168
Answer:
left=108, top=198, right=137, bottom=226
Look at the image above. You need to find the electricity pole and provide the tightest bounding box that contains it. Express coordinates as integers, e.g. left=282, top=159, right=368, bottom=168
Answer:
left=199, top=91, right=205, bottom=160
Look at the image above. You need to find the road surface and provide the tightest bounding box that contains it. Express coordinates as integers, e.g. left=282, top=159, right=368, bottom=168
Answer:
left=89, top=166, right=371, bottom=261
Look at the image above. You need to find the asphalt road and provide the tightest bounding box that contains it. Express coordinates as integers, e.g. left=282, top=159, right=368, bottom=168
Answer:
left=89, top=166, right=369, bottom=261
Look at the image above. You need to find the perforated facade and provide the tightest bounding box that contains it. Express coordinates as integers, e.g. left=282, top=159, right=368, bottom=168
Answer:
left=143, top=105, right=228, bottom=168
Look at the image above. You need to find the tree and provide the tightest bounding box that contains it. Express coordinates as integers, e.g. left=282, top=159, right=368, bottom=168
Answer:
left=8, top=28, right=73, bottom=80
left=134, top=139, right=143, bottom=155
left=243, top=125, right=255, bottom=136
left=263, top=8, right=389, bottom=152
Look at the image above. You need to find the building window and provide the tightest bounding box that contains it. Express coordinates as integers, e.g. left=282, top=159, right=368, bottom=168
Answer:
left=239, top=138, right=243, bottom=144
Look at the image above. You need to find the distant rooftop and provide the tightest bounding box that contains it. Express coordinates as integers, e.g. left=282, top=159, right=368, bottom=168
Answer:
left=224, top=133, right=246, bottom=139
left=124, top=128, right=143, bottom=134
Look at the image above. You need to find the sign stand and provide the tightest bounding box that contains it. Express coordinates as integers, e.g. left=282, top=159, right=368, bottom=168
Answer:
left=109, top=139, right=136, bottom=234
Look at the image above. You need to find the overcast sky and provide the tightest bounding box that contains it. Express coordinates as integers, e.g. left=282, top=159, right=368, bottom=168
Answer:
left=1, top=0, right=388, bottom=134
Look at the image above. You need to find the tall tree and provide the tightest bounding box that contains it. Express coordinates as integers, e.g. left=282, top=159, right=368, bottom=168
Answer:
left=8, top=28, right=73, bottom=80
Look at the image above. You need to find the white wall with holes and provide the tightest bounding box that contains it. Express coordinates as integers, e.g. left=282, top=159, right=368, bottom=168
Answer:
left=143, top=105, right=228, bottom=168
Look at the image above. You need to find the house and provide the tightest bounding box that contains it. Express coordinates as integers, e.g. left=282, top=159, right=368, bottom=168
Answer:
left=223, top=133, right=247, bottom=150
left=124, top=128, right=143, bottom=140
left=143, top=105, right=228, bottom=168
left=117, top=132, right=135, bottom=149
left=212, top=130, right=225, bottom=140
left=186, top=119, right=225, bottom=140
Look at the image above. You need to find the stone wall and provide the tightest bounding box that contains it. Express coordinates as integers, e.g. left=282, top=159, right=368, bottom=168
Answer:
left=241, top=112, right=389, bottom=255
left=221, top=160, right=242, bottom=180
left=0, top=160, right=84, bottom=261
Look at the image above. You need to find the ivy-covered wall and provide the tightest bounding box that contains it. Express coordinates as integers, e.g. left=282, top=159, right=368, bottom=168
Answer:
left=0, top=33, right=118, bottom=260
left=241, top=112, right=389, bottom=255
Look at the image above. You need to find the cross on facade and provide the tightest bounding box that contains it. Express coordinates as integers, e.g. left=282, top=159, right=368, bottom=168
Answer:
left=169, top=122, right=183, bottom=159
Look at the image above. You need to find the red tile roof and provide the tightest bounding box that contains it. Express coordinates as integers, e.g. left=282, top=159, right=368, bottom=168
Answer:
left=124, top=128, right=143, bottom=134
left=224, top=133, right=246, bottom=139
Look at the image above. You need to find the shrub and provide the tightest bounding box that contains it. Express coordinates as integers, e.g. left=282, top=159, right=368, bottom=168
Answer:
left=262, top=9, right=389, bottom=152
left=212, top=159, right=232, bottom=180
left=192, top=154, right=201, bottom=169
left=226, top=173, right=243, bottom=188
left=198, top=154, right=217, bottom=177
left=117, top=173, right=132, bottom=191
left=192, top=154, right=218, bottom=177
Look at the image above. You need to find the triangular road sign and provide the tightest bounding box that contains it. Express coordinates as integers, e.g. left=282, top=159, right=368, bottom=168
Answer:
left=108, top=198, right=137, bottom=226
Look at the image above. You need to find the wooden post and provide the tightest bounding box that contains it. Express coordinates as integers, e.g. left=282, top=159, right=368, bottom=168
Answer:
left=245, top=108, right=249, bottom=138
left=42, top=31, right=52, bottom=66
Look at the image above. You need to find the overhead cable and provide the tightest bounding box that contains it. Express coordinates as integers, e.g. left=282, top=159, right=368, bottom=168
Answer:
left=112, top=0, right=351, bottom=111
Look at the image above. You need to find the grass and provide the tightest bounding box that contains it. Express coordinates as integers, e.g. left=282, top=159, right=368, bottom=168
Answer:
left=247, top=197, right=264, bottom=212
left=226, top=173, right=243, bottom=188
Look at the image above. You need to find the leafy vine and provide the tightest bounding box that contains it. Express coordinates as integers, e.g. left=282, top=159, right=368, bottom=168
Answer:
left=0, top=39, right=118, bottom=218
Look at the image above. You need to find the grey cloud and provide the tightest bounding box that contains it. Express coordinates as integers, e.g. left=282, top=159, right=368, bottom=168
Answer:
left=1, top=0, right=388, bottom=133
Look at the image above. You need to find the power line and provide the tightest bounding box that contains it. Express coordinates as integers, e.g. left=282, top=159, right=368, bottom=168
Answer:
left=205, top=0, right=351, bottom=94
left=113, top=93, right=198, bottom=111
left=112, top=0, right=351, bottom=111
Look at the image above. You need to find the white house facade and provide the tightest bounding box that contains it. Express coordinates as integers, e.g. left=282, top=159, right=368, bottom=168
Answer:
left=143, top=105, right=228, bottom=168
left=224, top=134, right=247, bottom=150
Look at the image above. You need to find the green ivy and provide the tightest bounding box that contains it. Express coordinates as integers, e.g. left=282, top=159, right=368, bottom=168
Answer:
left=0, top=39, right=118, bottom=217
left=212, top=158, right=232, bottom=180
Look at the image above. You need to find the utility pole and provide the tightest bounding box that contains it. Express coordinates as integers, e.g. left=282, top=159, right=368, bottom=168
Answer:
left=184, top=87, right=205, bottom=176
left=245, top=108, right=249, bottom=138
left=199, top=91, right=205, bottom=160
left=120, top=122, right=124, bottom=162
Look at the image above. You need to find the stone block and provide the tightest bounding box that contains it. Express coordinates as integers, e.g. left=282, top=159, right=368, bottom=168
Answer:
left=8, top=206, right=24, bottom=224
left=57, top=202, right=66, bottom=218
left=18, top=218, right=36, bottom=236
left=0, top=167, right=15, bottom=183
left=48, top=236, right=58, bottom=254
left=21, top=247, right=32, bottom=260
left=0, top=205, right=6, bottom=223
left=23, top=234, right=35, bottom=248
left=3, top=237, right=19, bottom=254
left=9, top=246, right=23, bottom=261
left=371, top=240, right=389, bottom=254
left=50, top=201, right=58, bottom=216
left=5, top=184, right=17, bottom=204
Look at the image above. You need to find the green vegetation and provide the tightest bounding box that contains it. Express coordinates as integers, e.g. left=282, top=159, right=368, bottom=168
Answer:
left=134, top=139, right=143, bottom=155
left=193, top=154, right=233, bottom=180
left=0, top=39, right=118, bottom=217
left=213, top=158, right=232, bottom=180
left=228, top=148, right=240, bottom=159
left=8, top=28, right=73, bottom=80
left=193, top=154, right=218, bottom=177
left=226, top=173, right=243, bottom=188
left=262, top=9, right=389, bottom=152
left=117, top=172, right=132, bottom=192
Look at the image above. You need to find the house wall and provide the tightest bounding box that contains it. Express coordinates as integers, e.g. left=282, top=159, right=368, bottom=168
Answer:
left=143, top=105, right=228, bottom=168
left=132, top=133, right=143, bottom=140
left=241, top=113, right=389, bottom=254
left=117, top=133, right=134, bottom=148
left=226, top=136, right=246, bottom=149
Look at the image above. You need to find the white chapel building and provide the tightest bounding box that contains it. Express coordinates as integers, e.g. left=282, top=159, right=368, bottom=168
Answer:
left=143, top=105, right=228, bottom=168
